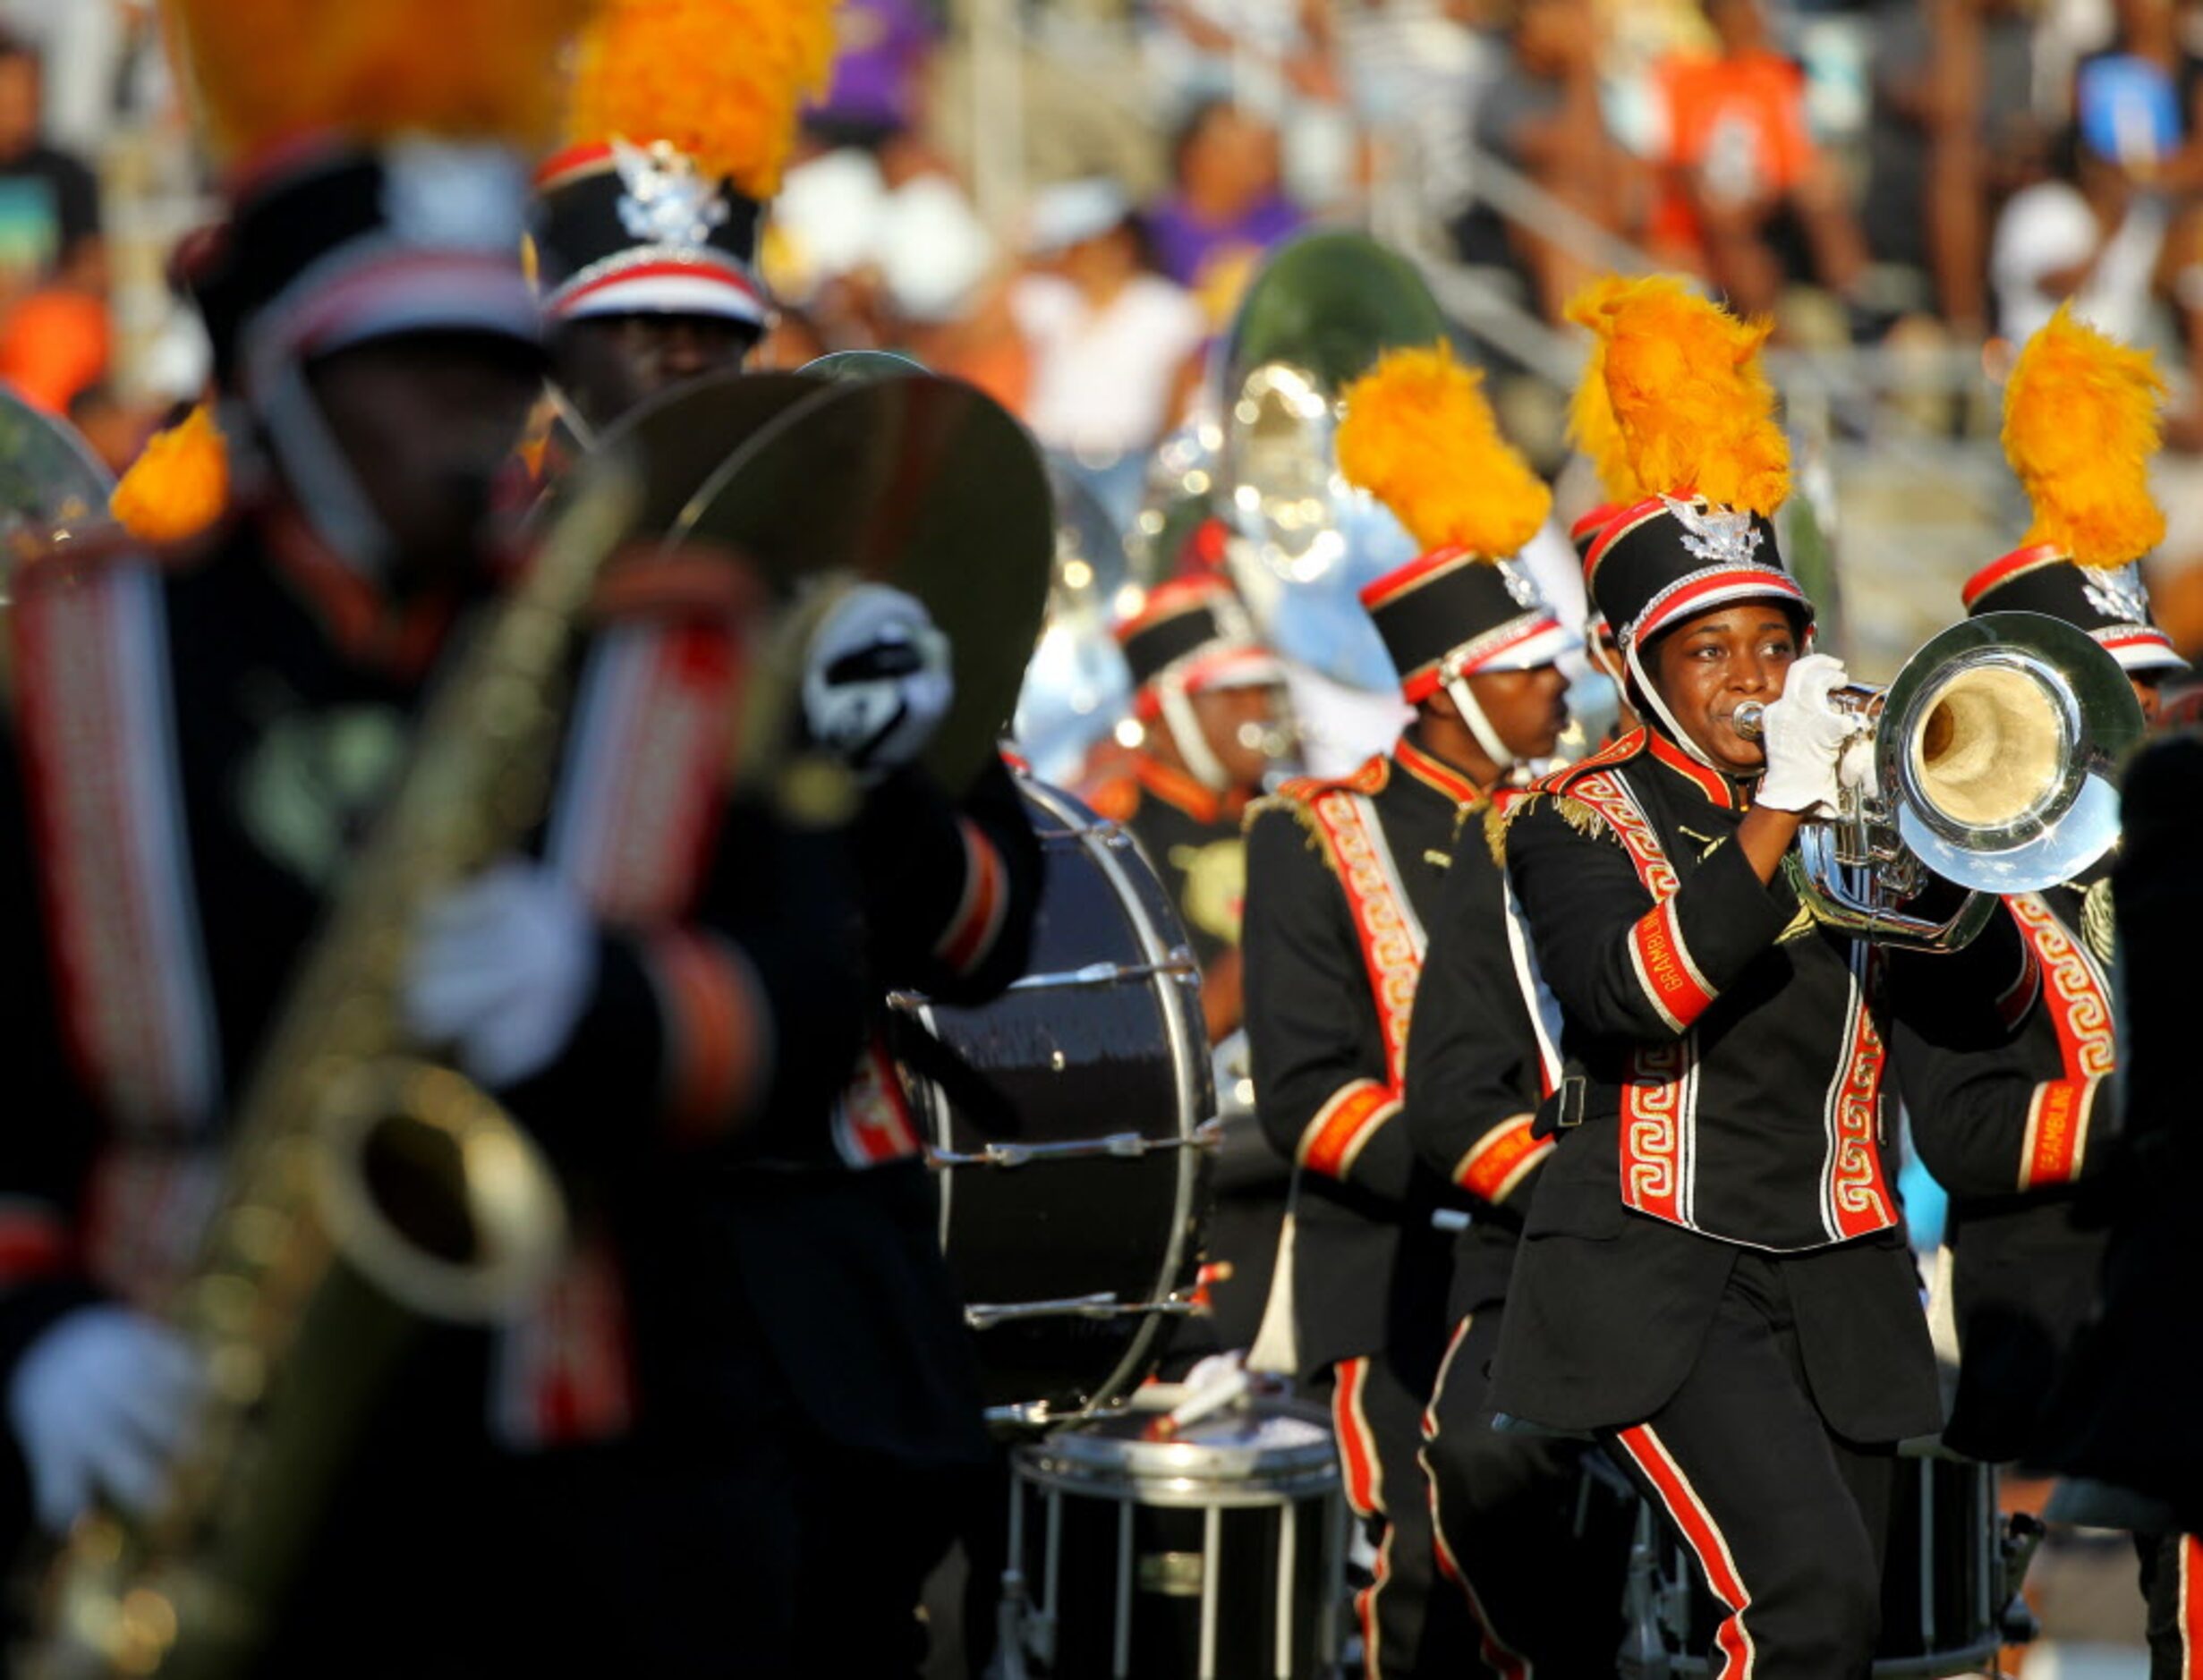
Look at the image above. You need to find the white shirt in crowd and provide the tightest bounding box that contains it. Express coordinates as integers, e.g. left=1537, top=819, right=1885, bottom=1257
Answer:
left=1991, top=178, right=2165, bottom=347
left=1010, top=271, right=1208, bottom=461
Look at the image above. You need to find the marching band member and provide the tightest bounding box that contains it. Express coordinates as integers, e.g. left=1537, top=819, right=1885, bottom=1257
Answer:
left=2040, top=726, right=2203, bottom=1679
left=0, top=2, right=863, bottom=1668
left=528, top=0, right=812, bottom=433
left=1084, top=574, right=1289, bottom=1045
left=1084, top=574, right=1290, bottom=1355
left=499, top=5, right=1047, bottom=1668
left=1241, top=342, right=1570, bottom=1677
left=1484, top=277, right=2028, bottom=1676
left=1893, top=307, right=2193, bottom=1677
left=1386, top=339, right=1637, bottom=1674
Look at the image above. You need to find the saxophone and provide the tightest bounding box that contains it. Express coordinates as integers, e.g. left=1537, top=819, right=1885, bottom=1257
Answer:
left=32, top=452, right=643, bottom=1679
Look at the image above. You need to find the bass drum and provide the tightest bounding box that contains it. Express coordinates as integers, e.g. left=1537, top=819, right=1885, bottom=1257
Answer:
left=899, top=776, right=1216, bottom=1429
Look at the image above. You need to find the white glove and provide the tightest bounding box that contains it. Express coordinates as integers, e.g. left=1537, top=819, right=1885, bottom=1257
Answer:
left=1755, top=653, right=1860, bottom=817
left=6, top=1307, right=200, bottom=1533
left=800, top=583, right=954, bottom=782
left=403, top=859, right=598, bottom=1088
left=1838, top=734, right=1879, bottom=802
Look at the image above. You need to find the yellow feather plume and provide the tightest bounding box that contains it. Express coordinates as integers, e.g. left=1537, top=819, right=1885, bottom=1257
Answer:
left=567, top=0, right=841, bottom=201
left=1572, top=275, right=1788, bottom=517
left=110, top=404, right=229, bottom=545
left=165, top=0, right=600, bottom=163
left=1563, top=276, right=1640, bottom=504
left=2002, top=305, right=2166, bottom=569
left=1337, top=342, right=1552, bottom=559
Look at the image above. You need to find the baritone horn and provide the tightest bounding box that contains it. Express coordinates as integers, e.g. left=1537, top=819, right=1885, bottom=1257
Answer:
left=1733, top=610, right=2146, bottom=951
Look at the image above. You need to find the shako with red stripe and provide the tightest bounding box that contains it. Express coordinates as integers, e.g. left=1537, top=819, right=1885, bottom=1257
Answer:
left=1569, top=277, right=1810, bottom=653
left=1334, top=341, right=1572, bottom=703
left=1969, top=306, right=2189, bottom=675
left=530, top=0, right=839, bottom=328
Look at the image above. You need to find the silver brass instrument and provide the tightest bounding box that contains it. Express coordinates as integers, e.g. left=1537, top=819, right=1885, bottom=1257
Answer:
left=1732, top=610, right=2145, bottom=950
left=32, top=456, right=644, bottom=1678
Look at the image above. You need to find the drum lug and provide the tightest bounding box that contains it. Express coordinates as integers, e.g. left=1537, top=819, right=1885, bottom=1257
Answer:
left=1996, top=1512, right=2046, bottom=1646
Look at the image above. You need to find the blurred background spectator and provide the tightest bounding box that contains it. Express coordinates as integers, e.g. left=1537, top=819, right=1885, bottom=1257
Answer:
left=13, top=0, right=2203, bottom=680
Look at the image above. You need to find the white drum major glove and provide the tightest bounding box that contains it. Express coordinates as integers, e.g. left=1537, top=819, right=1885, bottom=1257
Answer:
left=403, top=859, right=598, bottom=1089
left=1755, top=652, right=1859, bottom=818
left=6, top=1306, right=201, bottom=1533
left=800, top=583, right=954, bottom=782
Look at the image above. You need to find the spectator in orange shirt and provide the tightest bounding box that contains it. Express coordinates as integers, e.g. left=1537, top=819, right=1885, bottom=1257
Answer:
left=1649, top=0, right=1868, bottom=321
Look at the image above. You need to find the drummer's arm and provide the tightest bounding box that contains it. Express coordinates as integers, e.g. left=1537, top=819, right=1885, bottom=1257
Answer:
left=1241, top=805, right=1416, bottom=1201
left=852, top=753, right=1042, bottom=1005
left=495, top=795, right=869, bottom=1165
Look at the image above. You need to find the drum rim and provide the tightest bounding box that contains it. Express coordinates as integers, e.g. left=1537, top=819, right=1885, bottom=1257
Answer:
left=956, top=777, right=1212, bottom=1426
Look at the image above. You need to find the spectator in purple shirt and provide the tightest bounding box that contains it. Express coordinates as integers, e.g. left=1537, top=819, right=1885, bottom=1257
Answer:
left=1144, top=100, right=1306, bottom=323
left=806, top=0, right=939, bottom=150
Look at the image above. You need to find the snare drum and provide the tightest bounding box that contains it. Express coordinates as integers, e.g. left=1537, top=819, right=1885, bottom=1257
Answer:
left=1007, top=1394, right=1348, bottom=1680
left=904, top=778, right=1217, bottom=1427
left=1644, top=1452, right=2020, bottom=1676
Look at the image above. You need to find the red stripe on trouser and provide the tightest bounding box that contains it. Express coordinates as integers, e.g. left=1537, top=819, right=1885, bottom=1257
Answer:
left=1617, top=1424, right=1756, bottom=1678
left=2182, top=1536, right=2202, bottom=1680
left=1331, top=1358, right=1388, bottom=1679
left=1424, top=1445, right=1534, bottom=1680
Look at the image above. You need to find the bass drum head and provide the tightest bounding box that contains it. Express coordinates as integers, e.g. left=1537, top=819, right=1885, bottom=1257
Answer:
left=906, top=777, right=1215, bottom=1426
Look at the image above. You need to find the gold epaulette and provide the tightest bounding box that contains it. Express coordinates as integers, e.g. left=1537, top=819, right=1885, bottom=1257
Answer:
left=1492, top=788, right=1617, bottom=861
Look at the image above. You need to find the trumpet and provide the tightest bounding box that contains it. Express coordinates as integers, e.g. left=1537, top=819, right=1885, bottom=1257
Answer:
left=1731, top=610, right=2145, bottom=951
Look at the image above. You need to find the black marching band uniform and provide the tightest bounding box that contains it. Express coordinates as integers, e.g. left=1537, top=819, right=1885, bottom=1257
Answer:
left=1484, top=279, right=2029, bottom=1676
left=1241, top=341, right=1576, bottom=1677
left=0, top=2, right=1041, bottom=1675
left=1085, top=575, right=1287, bottom=1349
left=522, top=13, right=1045, bottom=1670
left=1893, top=310, right=2199, bottom=1680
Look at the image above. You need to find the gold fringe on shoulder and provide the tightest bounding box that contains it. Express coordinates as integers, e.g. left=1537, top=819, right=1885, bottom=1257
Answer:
left=2002, top=304, right=2167, bottom=569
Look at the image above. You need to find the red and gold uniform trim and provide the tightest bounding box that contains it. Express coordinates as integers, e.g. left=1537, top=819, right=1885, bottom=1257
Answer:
left=1451, top=1114, right=1554, bottom=1206
left=1298, top=1078, right=1403, bottom=1179
left=932, top=819, right=1010, bottom=978
left=2005, top=893, right=2116, bottom=1081
left=1824, top=955, right=1894, bottom=1241
left=1629, top=897, right=1719, bottom=1033
left=2018, top=1076, right=2104, bottom=1191
left=643, top=929, right=768, bottom=1145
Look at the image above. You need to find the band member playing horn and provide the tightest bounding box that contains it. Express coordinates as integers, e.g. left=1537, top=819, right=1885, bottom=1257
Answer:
left=1894, top=307, right=2194, bottom=1677
left=1241, top=342, right=1570, bottom=1677
left=1484, top=277, right=2028, bottom=1676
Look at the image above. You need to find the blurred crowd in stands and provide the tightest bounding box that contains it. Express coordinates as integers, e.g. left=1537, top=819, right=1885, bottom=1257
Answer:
left=7, top=0, right=2203, bottom=656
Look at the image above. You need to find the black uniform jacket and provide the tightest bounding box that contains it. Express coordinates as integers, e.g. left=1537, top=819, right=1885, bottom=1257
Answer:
left=2039, top=731, right=2203, bottom=1530
left=1241, top=736, right=1473, bottom=1377
left=0, top=513, right=1036, bottom=1506
left=1484, top=727, right=2026, bottom=1441
left=1893, top=877, right=2115, bottom=1464
left=1404, top=791, right=1557, bottom=1326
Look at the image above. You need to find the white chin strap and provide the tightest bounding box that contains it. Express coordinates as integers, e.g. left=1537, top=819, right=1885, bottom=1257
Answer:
left=1158, top=679, right=1233, bottom=793
left=1623, top=637, right=1722, bottom=770
left=254, top=357, right=396, bottom=577
left=1442, top=670, right=1516, bottom=773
